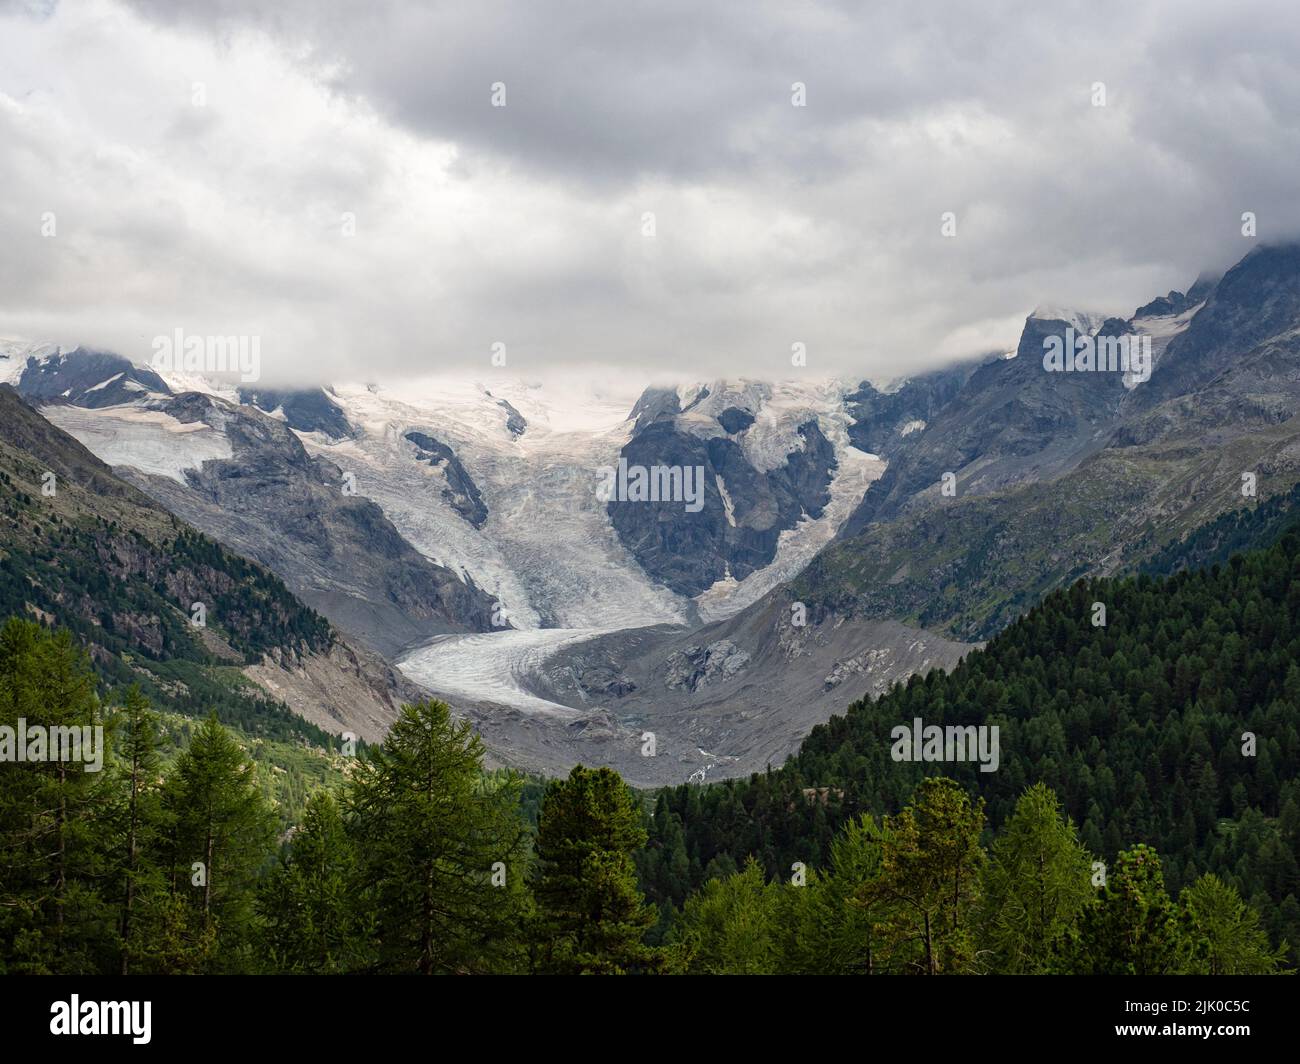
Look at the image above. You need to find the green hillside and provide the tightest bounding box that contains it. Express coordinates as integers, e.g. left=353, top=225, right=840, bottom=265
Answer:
left=644, top=514, right=1300, bottom=961
left=0, top=386, right=338, bottom=747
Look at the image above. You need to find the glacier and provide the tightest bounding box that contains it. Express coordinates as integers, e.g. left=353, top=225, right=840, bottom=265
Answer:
left=14, top=348, right=883, bottom=724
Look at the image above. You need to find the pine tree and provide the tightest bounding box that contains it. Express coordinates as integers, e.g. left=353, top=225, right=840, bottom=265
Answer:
left=259, top=790, right=371, bottom=973
left=111, top=685, right=163, bottom=975
left=1068, top=845, right=1187, bottom=975
left=160, top=713, right=276, bottom=973
left=865, top=777, right=985, bottom=975
left=670, top=858, right=777, bottom=974
left=0, top=619, right=114, bottom=974
left=788, top=813, right=891, bottom=975
left=345, top=700, right=529, bottom=974
left=532, top=765, right=659, bottom=974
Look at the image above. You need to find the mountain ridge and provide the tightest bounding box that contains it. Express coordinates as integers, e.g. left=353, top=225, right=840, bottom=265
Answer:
left=7, top=242, right=1300, bottom=780
left=0, top=385, right=420, bottom=744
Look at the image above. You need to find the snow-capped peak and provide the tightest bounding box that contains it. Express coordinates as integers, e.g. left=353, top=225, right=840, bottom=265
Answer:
left=1030, top=305, right=1110, bottom=334
left=0, top=337, right=61, bottom=384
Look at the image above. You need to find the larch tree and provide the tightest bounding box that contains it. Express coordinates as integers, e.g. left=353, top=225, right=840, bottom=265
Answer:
left=980, top=782, right=1094, bottom=973
left=532, top=764, right=659, bottom=974
left=345, top=699, right=529, bottom=974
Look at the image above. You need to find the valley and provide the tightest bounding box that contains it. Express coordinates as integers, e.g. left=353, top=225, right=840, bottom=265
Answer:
left=7, top=245, right=1300, bottom=787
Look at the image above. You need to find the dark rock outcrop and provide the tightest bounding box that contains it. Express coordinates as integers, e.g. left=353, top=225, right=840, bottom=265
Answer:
left=717, top=407, right=756, bottom=434
left=609, top=398, right=837, bottom=596
left=628, top=387, right=682, bottom=432
left=843, top=363, right=978, bottom=458
left=404, top=430, right=489, bottom=528
left=18, top=347, right=170, bottom=408
left=1133, top=272, right=1219, bottom=319
left=497, top=399, right=527, bottom=438
left=237, top=387, right=353, bottom=439
left=664, top=639, right=751, bottom=691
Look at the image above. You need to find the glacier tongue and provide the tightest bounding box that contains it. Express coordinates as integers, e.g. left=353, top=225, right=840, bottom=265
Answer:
left=398, top=628, right=610, bottom=718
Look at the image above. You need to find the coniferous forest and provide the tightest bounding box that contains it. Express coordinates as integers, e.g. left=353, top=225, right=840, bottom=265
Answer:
left=3, top=504, right=1298, bottom=975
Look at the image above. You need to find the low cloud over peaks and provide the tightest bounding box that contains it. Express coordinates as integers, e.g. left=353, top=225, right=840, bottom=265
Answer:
left=2, top=0, right=1298, bottom=385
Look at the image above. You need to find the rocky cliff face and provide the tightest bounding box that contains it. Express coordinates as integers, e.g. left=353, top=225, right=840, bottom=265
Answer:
left=609, top=382, right=839, bottom=596
left=242, top=638, right=428, bottom=744
left=492, top=396, right=528, bottom=438
left=120, top=392, right=500, bottom=657
left=0, top=385, right=410, bottom=744
left=1135, top=245, right=1300, bottom=407
left=790, top=243, right=1300, bottom=642
left=843, top=363, right=978, bottom=459
left=404, top=430, right=490, bottom=528
left=842, top=313, right=1132, bottom=537
left=1133, top=273, right=1217, bottom=319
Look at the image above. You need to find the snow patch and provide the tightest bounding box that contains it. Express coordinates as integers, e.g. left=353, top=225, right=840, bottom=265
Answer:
left=1031, top=306, right=1110, bottom=335
left=41, top=405, right=233, bottom=484
left=84, top=372, right=124, bottom=393
left=716, top=474, right=737, bottom=527
left=1129, top=301, right=1204, bottom=384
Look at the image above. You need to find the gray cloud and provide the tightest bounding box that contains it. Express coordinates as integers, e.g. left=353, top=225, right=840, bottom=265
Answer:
left=2, top=0, right=1299, bottom=386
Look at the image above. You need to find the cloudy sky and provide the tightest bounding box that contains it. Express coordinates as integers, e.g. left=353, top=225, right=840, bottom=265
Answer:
left=2, top=0, right=1298, bottom=386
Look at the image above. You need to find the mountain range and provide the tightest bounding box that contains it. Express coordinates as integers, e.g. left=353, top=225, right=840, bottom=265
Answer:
left=4, top=242, right=1300, bottom=785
